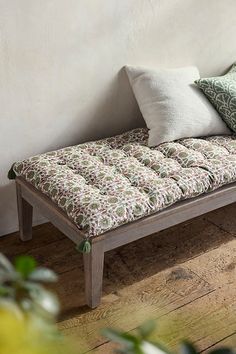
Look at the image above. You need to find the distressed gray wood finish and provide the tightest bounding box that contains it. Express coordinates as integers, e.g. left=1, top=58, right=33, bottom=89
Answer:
left=16, top=182, right=33, bottom=241
left=83, top=242, right=104, bottom=308
left=15, top=176, right=236, bottom=307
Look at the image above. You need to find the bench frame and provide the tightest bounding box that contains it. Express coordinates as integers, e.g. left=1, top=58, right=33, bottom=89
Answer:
left=15, top=176, right=236, bottom=308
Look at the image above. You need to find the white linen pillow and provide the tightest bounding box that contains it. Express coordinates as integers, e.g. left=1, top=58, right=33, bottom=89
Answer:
left=125, top=65, right=231, bottom=147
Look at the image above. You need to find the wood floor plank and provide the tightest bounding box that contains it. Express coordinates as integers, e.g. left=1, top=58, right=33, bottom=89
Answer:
left=92, top=285, right=236, bottom=354
left=149, top=285, right=236, bottom=350
left=59, top=263, right=213, bottom=350
left=201, top=333, right=236, bottom=353
left=27, top=237, right=81, bottom=274
left=206, top=203, right=236, bottom=235
left=76, top=237, right=236, bottom=353
left=0, top=222, right=64, bottom=258
left=186, top=239, right=236, bottom=286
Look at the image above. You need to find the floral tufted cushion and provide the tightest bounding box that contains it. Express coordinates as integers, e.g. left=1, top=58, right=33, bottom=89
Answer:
left=13, top=128, right=236, bottom=237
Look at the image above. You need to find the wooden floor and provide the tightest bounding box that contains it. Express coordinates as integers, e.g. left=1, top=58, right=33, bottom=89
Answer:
left=1, top=204, right=236, bottom=353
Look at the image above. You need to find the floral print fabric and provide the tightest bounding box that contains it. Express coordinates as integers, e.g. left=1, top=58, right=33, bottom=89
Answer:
left=13, top=128, right=236, bottom=237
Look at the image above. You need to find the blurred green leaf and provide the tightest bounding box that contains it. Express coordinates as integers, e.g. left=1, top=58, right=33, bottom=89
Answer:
left=102, top=328, right=146, bottom=354
left=141, top=341, right=169, bottom=354
left=29, top=287, right=60, bottom=318
left=14, top=255, right=37, bottom=278
left=29, top=267, right=58, bottom=283
left=0, top=285, right=12, bottom=296
left=102, top=328, right=139, bottom=347
left=0, top=253, right=61, bottom=322
left=0, top=254, right=15, bottom=273
left=137, top=320, right=156, bottom=339
left=149, top=341, right=172, bottom=354
left=20, top=298, right=32, bottom=312
left=22, top=281, right=44, bottom=294
left=210, top=348, right=236, bottom=354
left=180, top=341, right=198, bottom=354
left=0, top=269, right=19, bottom=284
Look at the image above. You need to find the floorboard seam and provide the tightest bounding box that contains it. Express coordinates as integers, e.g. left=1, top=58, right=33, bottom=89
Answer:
left=206, top=218, right=236, bottom=238
left=199, top=330, right=236, bottom=353
left=85, top=339, right=110, bottom=353
left=80, top=289, right=217, bottom=353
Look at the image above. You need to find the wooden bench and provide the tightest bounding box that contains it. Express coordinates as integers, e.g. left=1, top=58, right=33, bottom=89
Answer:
left=16, top=176, right=236, bottom=308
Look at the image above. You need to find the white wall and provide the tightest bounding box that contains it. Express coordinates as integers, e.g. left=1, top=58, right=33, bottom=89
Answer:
left=1, top=0, right=236, bottom=236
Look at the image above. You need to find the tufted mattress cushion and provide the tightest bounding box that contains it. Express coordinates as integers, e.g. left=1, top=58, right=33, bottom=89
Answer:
left=13, top=128, right=236, bottom=237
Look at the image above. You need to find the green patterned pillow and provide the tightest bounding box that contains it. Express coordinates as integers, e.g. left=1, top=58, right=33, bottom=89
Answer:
left=195, top=63, right=236, bottom=132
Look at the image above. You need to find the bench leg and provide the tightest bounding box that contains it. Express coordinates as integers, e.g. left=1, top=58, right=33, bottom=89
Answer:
left=16, top=183, right=33, bottom=241
left=83, top=241, right=104, bottom=308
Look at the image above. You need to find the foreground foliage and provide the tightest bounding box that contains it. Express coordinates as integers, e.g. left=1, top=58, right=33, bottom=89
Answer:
left=0, top=253, right=235, bottom=354
left=0, top=253, right=59, bottom=319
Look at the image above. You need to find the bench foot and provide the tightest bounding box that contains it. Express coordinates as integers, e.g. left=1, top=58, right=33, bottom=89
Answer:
left=83, top=241, right=104, bottom=308
left=16, top=183, right=33, bottom=241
